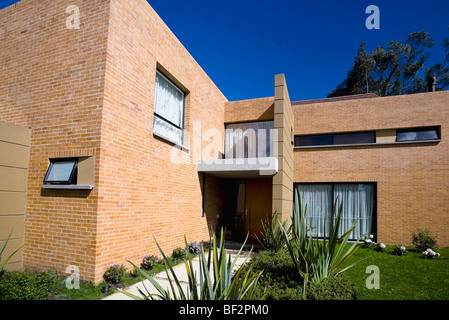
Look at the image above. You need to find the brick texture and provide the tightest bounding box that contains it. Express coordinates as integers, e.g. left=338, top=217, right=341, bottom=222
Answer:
left=293, top=91, right=449, bottom=246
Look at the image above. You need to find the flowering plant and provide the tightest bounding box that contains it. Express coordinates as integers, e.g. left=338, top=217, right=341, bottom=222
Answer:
left=390, top=245, right=407, bottom=256
left=141, top=255, right=160, bottom=270
left=375, top=243, right=386, bottom=252
left=421, top=248, right=441, bottom=259
left=172, top=247, right=187, bottom=260
left=361, top=234, right=376, bottom=249
left=103, top=264, right=127, bottom=284
left=187, top=241, right=201, bottom=254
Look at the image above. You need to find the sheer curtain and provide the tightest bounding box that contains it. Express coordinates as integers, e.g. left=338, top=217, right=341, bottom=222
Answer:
left=297, top=184, right=332, bottom=238
left=225, top=121, right=274, bottom=158
left=333, top=184, right=374, bottom=240
left=296, top=184, right=374, bottom=240
left=153, top=71, right=185, bottom=145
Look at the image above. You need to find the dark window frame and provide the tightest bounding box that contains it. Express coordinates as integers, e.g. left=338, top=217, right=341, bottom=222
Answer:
left=43, top=158, right=78, bottom=185
left=153, top=69, right=186, bottom=145
left=396, top=126, right=441, bottom=142
left=294, top=131, right=376, bottom=147
left=293, top=182, right=378, bottom=241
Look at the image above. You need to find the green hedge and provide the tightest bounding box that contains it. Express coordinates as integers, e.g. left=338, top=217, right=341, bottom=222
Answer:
left=0, top=270, right=55, bottom=300
left=240, top=249, right=357, bottom=300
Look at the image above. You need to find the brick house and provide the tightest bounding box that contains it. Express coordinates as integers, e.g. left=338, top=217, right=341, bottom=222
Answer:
left=1, top=0, right=448, bottom=284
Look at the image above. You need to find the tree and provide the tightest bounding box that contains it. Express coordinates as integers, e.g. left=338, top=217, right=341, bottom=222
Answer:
left=328, top=30, right=448, bottom=97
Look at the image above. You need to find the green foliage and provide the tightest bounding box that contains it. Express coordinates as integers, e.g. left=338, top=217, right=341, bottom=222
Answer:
left=140, top=255, right=160, bottom=271
left=172, top=247, right=187, bottom=260
left=0, top=270, right=55, bottom=300
left=307, top=274, right=357, bottom=300
left=0, top=231, right=21, bottom=280
left=240, top=249, right=357, bottom=300
left=122, top=229, right=266, bottom=300
left=329, top=29, right=449, bottom=97
left=279, top=189, right=363, bottom=297
left=254, top=210, right=289, bottom=252
left=390, top=245, right=408, bottom=256
left=412, top=229, right=438, bottom=252
left=102, top=264, right=126, bottom=284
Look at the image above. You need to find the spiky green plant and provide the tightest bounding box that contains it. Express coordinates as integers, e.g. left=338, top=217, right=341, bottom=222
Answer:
left=280, top=189, right=363, bottom=298
left=0, top=231, right=21, bottom=279
left=254, top=210, right=290, bottom=252
left=121, top=229, right=267, bottom=300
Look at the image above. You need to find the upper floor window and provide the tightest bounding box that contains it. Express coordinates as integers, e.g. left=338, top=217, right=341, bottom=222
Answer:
left=396, top=127, right=440, bottom=142
left=153, top=70, right=185, bottom=146
left=295, top=131, right=375, bottom=147
left=225, top=121, right=274, bottom=159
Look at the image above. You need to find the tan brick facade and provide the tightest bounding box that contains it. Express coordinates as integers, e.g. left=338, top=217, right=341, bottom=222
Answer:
left=1, top=0, right=448, bottom=285
left=293, top=91, right=449, bottom=247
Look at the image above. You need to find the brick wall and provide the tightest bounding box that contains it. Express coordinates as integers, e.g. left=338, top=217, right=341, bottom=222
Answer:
left=0, top=0, right=109, bottom=281
left=225, top=97, right=274, bottom=124
left=0, top=0, right=227, bottom=283
left=94, top=0, right=227, bottom=283
left=293, top=91, right=449, bottom=246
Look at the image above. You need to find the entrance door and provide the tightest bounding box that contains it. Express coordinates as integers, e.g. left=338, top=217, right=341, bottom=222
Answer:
left=245, top=178, right=273, bottom=238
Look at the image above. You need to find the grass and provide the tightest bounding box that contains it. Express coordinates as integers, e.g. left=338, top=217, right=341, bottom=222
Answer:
left=341, top=245, right=449, bottom=300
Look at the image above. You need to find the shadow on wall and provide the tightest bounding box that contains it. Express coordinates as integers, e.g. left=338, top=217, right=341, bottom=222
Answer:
left=40, top=188, right=92, bottom=198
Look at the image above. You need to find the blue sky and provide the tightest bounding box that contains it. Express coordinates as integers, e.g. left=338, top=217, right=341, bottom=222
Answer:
left=1, top=0, right=448, bottom=101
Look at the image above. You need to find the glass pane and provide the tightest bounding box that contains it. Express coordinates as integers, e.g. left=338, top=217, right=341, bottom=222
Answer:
left=46, top=161, right=76, bottom=182
left=296, top=184, right=333, bottom=238
left=397, top=130, right=438, bottom=141
left=154, top=71, right=184, bottom=128
left=295, top=134, right=333, bottom=147
left=333, top=184, right=374, bottom=240
left=333, top=132, right=375, bottom=145
left=225, top=121, right=274, bottom=159
left=153, top=115, right=183, bottom=145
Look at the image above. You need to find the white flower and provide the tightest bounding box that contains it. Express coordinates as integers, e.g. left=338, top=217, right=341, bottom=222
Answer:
left=422, top=251, right=428, bottom=255
left=400, top=246, right=406, bottom=251
left=429, top=250, right=436, bottom=256
left=436, top=253, right=441, bottom=257
left=365, top=239, right=372, bottom=244
left=380, top=243, right=386, bottom=249
left=369, top=234, right=374, bottom=239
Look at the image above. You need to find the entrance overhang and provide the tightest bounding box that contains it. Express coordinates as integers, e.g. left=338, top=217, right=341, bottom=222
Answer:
left=197, top=157, right=278, bottom=178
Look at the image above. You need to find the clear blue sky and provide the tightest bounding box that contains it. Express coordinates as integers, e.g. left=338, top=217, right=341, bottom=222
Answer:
left=1, top=0, right=448, bottom=101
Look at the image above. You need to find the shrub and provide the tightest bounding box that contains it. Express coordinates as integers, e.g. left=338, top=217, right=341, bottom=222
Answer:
left=0, top=270, right=54, bottom=300
left=240, top=249, right=357, bottom=300
left=254, top=210, right=289, bottom=252
left=421, top=248, right=441, bottom=259
left=412, top=229, right=438, bottom=252
left=122, top=229, right=265, bottom=300
left=140, top=255, right=160, bottom=271
left=102, top=264, right=126, bottom=284
left=187, top=241, right=201, bottom=254
left=390, top=245, right=407, bottom=256
left=307, top=274, right=357, bottom=300
left=172, top=247, right=187, bottom=260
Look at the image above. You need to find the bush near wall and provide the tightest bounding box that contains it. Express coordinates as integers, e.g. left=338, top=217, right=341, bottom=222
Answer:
left=0, top=270, right=55, bottom=300
left=240, top=249, right=357, bottom=300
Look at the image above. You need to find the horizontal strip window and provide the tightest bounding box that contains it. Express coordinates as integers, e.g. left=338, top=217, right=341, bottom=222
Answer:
left=295, top=131, right=375, bottom=147
left=396, top=126, right=440, bottom=142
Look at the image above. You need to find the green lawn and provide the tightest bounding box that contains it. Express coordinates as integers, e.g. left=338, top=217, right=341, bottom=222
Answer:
left=341, top=245, right=449, bottom=300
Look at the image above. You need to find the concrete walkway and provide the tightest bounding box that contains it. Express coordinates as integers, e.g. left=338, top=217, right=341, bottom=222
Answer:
left=103, top=250, right=254, bottom=300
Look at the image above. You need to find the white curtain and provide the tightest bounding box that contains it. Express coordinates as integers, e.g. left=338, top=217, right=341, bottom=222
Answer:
left=333, top=184, right=374, bottom=240
left=225, top=121, right=274, bottom=158
left=297, top=184, right=332, bottom=238
left=297, top=184, right=374, bottom=240
left=153, top=71, right=184, bottom=145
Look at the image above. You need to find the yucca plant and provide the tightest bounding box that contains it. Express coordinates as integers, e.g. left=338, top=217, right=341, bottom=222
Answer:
left=1, top=231, right=21, bottom=279
left=254, top=210, right=290, bottom=252
left=280, top=189, right=363, bottom=297
left=122, top=229, right=267, bottom=300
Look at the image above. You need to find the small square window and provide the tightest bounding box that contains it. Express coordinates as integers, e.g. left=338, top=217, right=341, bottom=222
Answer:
left=43, top=159, right=78, bottom=185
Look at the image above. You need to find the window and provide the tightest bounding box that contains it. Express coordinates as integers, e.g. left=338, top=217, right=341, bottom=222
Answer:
left=396, top=127, right=440, bottom=142
left=295, top=131, right=375, bottom=147
left=295, top=183, right=375, bottom=240
left=153, top=70, right=185, bottom=146
left=43, top=158, right=78, bottom=185
left=225, top=121, right=274, bottom=158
